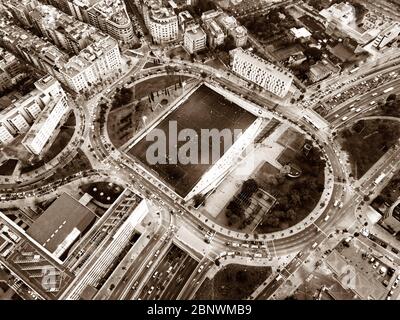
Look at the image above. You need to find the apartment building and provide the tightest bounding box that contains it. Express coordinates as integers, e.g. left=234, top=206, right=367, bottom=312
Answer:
left=0, top=48, right=25, bottom=92
left=0, top=75, right=64, bottom=145
left=61, top=35, right=122, bottom=93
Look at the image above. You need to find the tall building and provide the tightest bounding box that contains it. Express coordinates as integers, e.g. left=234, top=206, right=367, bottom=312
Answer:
left=21, top=91, right=70, bottom=155
left=61, top=197, right=150, bottom=300
left=0, top=17, right=122, bottom=94
left=0, top=75, right=64, bottom=145
left=230, top=48, right=293, bottom=98
left=184, top=25, right=206, bottom=54
left=142, top=1, right=179, bottom=44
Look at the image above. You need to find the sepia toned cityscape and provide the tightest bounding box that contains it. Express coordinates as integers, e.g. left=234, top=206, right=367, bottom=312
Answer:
left=0, top=0, right=400, bottom=304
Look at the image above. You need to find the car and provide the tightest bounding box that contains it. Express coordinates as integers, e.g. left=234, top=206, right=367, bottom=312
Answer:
left=373, top=261, right=380, bottom=269
left=197, top=265, right=204, bottom=273
left=341, top=116, right=348, bottom=121
left=146, top=260, right=153, bottom=268
left=392, top=279, right=399, bottom=289
left=152, top=271, right=159, bottom=279
left=166, top=266, right=173, bottom=274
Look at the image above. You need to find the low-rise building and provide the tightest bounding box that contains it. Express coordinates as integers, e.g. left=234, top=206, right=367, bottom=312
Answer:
left=230, top=48, right=293, bottom=98
left=178, top=10, right=195, bottom=32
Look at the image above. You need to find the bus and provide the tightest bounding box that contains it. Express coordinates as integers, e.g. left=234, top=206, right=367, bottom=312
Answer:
left=383, top=87, right=394, bottom=94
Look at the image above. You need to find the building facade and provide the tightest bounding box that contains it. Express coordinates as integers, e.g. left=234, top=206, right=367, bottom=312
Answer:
left=21, top=92, right=70, bottom=155
left=0, top=48, right=25, bottom=92
left=146, top=6, right=179, bottom=44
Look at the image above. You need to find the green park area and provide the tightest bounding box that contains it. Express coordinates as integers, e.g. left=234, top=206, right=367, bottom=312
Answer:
left=338, top=119, right=400, bottom=179
left=194, top=264, right=271, bottom=300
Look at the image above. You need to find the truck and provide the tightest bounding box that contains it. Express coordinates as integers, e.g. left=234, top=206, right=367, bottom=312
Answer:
left=374, top=173, right=386, bottom=185
left=383, top=87, right=394, bottom=94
